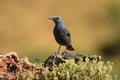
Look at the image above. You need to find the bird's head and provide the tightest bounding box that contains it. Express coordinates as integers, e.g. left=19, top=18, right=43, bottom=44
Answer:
left=48, top=16, right=63, bottom=24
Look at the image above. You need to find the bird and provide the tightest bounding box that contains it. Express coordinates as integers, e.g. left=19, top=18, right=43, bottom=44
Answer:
left=48, top=16, right=74, bottom=52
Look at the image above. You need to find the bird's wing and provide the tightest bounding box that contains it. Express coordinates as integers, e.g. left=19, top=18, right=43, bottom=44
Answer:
left=60, top=28, right=71, bottom=43
left=64, top=28, right=70, bottom=37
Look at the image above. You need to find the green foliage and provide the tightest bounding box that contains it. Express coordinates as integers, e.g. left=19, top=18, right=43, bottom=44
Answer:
left=12, top=57, right=114, bottom=80
left=48, top=58, right=113, bottom=80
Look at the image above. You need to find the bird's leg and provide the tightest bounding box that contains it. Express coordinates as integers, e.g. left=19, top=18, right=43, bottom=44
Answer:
left=53, top=45, right=61, bottom=65
left=57, top=45, right=61, bottom=53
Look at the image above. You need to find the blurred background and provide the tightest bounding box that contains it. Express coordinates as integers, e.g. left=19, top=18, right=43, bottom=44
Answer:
left=0, top=0, right=120, bottom=79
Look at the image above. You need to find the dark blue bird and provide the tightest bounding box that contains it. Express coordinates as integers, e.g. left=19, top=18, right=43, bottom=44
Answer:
left=48, top=16, right=74, bottom=52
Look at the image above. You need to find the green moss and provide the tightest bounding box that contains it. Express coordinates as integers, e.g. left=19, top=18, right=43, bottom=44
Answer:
left=48, top=58, right=113, bottom=80
left=12, top=57, right=115, bottom=80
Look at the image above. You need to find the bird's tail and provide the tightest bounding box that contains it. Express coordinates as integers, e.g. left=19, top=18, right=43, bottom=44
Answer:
left=67, top=44, right=75, bottom=51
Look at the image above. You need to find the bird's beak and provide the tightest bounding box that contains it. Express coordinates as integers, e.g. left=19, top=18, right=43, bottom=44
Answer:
left=47, top=17, right=53, bottom=20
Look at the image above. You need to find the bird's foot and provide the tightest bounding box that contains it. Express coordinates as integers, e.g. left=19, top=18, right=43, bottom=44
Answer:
left=53, top=51, right=60, bottom=56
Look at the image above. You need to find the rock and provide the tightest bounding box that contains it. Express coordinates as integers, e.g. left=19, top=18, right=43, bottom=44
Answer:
left=0, top=52, right=21, bottom=75
left=44, top=52, right=101, bottom=70
left=0, top=52, right=36, bottom=75
left=0, top=52, right=38, bottom=80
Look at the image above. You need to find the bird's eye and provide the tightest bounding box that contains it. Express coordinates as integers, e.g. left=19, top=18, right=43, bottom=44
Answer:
left=56, top=17, right=59, bottom=20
